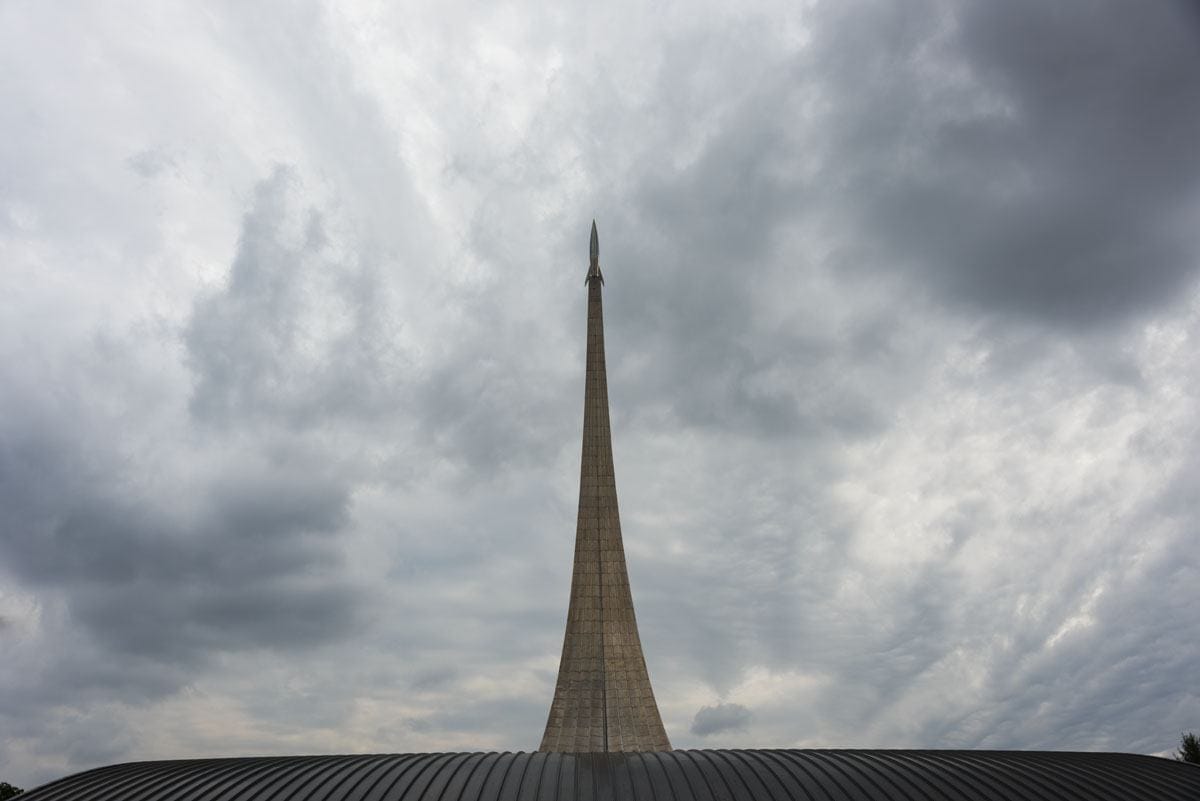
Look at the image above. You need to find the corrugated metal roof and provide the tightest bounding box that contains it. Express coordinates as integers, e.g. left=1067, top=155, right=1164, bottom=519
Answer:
left=22, top=750, right=1200, bottom=801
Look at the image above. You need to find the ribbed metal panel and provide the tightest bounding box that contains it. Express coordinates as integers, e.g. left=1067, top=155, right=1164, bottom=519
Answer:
left=21, top=750, right=1200, bottom=801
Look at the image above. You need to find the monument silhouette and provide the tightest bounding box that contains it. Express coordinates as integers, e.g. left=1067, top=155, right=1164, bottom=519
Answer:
left=540, top=221, right=671, bottom=752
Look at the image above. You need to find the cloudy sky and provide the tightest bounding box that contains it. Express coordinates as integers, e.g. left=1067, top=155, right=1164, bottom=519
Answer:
left=3, top=0, right=1200, bottom=787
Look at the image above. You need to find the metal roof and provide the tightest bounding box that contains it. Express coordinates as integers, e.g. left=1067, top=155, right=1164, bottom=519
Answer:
left=22, top=749, right=1200, bottom=801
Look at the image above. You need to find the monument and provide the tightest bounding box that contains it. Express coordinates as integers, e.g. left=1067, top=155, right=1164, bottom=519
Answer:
left=538, top=221, right=672, bottom=753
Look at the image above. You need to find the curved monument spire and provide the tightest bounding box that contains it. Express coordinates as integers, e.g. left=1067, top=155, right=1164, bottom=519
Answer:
left=540, top=222, right=671, bottom=753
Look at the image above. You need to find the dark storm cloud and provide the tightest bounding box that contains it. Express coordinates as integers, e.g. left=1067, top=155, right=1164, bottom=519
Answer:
left=860, top=0, right=1200, bottom=326
left=0, top=440, right=361, bottom=663
left=615, top=0, right=1200, bottom=343
left=691, top=703, right=753, bottom=737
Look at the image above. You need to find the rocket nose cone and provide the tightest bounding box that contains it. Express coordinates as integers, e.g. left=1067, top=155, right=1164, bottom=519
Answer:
left=590, top=220, right=599, bottom=260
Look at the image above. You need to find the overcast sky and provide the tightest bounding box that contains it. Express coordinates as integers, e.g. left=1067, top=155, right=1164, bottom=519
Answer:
left=3, top=0, right=1200, bottom=788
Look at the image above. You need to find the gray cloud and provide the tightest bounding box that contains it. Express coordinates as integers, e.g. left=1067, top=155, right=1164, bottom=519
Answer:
left=607, top=0, right=1200, bottom=345
left=861, top=0, right=1200, bottom=327
left=691, top=703, right=753, bottom=737
left=125, top=149, right=178, bottom=180
left=186, top=167, right=407, bottom=429
left=0, top=439, right=361, bottom=664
